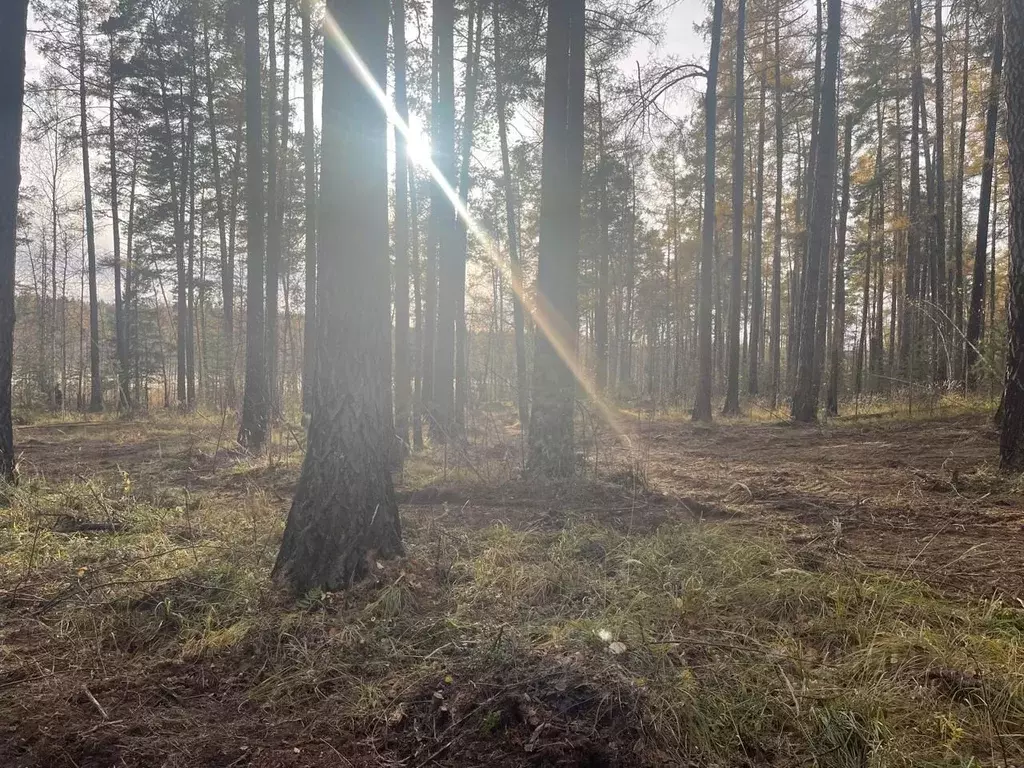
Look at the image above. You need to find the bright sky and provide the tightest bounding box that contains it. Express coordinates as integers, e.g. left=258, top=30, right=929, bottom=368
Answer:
left=18, top=0, right=708, bottom=299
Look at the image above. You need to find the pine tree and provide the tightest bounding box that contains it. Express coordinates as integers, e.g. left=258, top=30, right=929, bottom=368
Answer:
left=273, top=0, right=402, bottom=591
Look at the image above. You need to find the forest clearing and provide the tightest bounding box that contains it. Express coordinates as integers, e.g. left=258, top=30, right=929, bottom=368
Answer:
left=3, top=0, right=1024, bottom=762
left=4, top=403, right=1024, bottom=767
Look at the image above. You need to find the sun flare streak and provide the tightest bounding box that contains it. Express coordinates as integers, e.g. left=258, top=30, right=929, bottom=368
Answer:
left=324, top=11, right=633, bottom=451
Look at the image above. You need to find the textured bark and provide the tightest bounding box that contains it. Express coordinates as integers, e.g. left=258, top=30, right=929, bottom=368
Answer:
left=791, top=0, right=840, bottom=422
left=273, top=0, right=402, bottom=591
left=392, top=0, right=411, bottom=450
left=693, top=0, right=725, bottom=422
left=0, top=0, right=29, bottom=484
left=493, top=2, right=529, bottom=430
left=723, top=0, right=746, bottom=415
left=827, top=118, right=853, bottom=416
left=301, top=0, right=317, bottom=415
left=966, top=3, right=1003, bottom=381
left=527, top=0, right=585, bottom=476
left=1000, top=0, right=1024, bottom=469
left=794, top=0, right=824, bottom=375
left=239, top=0, right=269, bottom=451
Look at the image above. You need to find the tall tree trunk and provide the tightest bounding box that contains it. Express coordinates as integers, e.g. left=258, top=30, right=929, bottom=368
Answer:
left=493, top=1, right=529, bottom=431
left=265, top=0, right=281, bottom=418
left=421, top=27, right=439, bottom=436
left=203, top=16, right=235, bottom=408
left=769, top=9, right=783, bottom=409
left=794, top=0, right=824, bottom=374
left=953, top=2, right=970, bottom=382
left=392, top=0, right=411, bottom=450
left=873, top=102, right=886, bottom=389
left=999, top=0, right=1024, bottom=468
left=273, top=0, right=402, bottom=591
left=432, top=0, right=458, bottom=438
left=185, top=61, right=198, bottom=409
left=828, top=117, right=852, bottom=416
left=527, top=0, right=585, bottom=475
left=301, top=0, right=317, bottom=415
left=155, top=49, right=187, bottom=410
left=856, top=191, right=874, bottom=397
left=903, top=0, right=925, bottom=383
left=0, top=0, right=28, bottom=483
left=79, top=0, right=103, bottom=412
left=620, top=174, right=636, bottom=389
left=454, top=0, right=483, bottom=430
left=108, top=34, right=129, bottom=411
left=791, top=0, right=840, bottom=422
left=934, top=0, right=948, bottom=368
left=693, top=0, right=725, bottom=422
left=411, top=172, right=425, bottom=448
left=724, top=0, right=747, bottom=415
left=749, top=20, right=767, bottom=397
left=966, top=2, right=1004, bottom=381
left=992, top=170, right=999, bottom=334
left=239, top=0, right=269, bottom=451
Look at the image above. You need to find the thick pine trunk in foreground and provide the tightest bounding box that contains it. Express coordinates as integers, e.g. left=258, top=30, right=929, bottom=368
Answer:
left=791, top=0, right=840, bottom=422
left=527, top=0, right=585, bottom=476
left=0, top=0, right=29, bottom=484
left=1000, top=0, right=1024, bottom=469
left=693, top=0, right=725, bottom=422
left=273, top=0, right=402, bottom=591
left=239, top=0, right=269, bottom=451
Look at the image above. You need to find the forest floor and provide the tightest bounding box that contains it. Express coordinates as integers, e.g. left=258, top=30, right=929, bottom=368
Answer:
left=2, top=403, right=1024, bottom=766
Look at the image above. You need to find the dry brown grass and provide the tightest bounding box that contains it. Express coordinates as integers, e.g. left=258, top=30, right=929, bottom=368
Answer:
left=2, top=405, right=1023, bottom=766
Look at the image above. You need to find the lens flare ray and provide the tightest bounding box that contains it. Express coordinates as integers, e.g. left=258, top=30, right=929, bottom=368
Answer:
left=324, top=11, right=633, bottom=452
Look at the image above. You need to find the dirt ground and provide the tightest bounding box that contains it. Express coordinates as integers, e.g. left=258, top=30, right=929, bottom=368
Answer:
left=634, top=410, right=1024, bottom=600
left=3, top=407, right=1023, bottom=767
